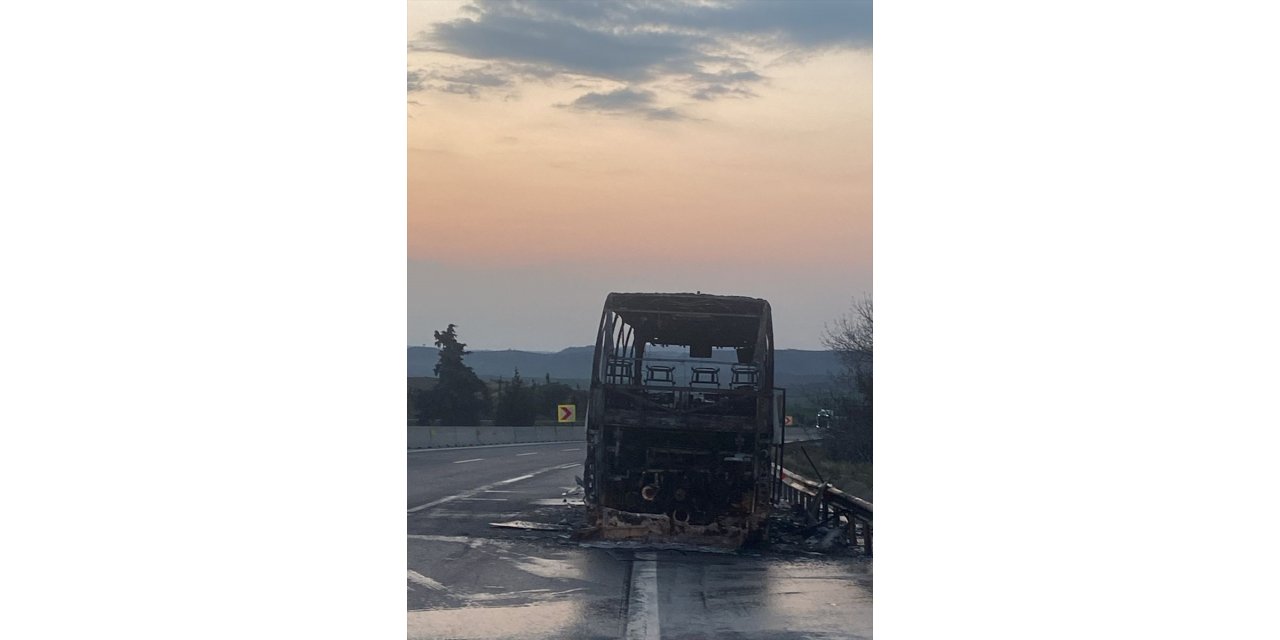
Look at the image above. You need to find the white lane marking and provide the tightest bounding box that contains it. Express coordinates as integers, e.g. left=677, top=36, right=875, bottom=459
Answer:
left=407, top=462, right=581, bottom=514
left=408, top=441, right=581, bottom=454
left=407, top=570, right=447, bottom=591
left=408, top=534, right=471, bottom=543
left=453, top=458, right=484, bottom=464
left=408, top=534, right=511, bottom=548
left=516, top=452, right=538, bottom=456
left=560, top=448, right=581, bottom=452
left=625, top=552, right=660, bottom=640
left=460, top=497, right=508, bottom=501
left=483, top=490, right=518, bottom=493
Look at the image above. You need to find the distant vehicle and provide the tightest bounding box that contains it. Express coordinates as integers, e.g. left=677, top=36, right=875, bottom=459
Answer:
left=581, top=292, right=784, bottom=547
left=816, top=409, right=833, bottom=429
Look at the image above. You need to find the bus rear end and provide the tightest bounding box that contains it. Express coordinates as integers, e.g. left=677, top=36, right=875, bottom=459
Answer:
left=581, top=292, right=777, bottom=547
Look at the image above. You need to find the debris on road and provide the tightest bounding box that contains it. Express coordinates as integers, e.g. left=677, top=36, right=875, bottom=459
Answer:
left=764, top=508, right=864, bottom=556
left=489, top=520, right=577, bottom=532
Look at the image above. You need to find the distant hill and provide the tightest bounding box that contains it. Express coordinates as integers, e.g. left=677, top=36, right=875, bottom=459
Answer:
left=407, top=345, right=842, bottom=389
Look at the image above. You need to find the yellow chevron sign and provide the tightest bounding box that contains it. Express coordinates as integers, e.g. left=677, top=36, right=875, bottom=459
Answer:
left=557, top=404, right=577, bottom=423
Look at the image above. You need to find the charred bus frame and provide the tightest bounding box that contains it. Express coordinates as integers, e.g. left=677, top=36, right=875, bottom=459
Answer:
left=582, top=292, right=782, bottom=546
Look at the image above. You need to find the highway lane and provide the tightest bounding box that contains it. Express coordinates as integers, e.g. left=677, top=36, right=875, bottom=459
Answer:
left=408, top=427, right=817, bottom=510
left=407, top=442, right=585, bottom=510
left=407, top=442, right=872, bottom=639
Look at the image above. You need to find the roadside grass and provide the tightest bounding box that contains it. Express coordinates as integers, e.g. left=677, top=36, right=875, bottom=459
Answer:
left=782, top=443, right=872, bottom=501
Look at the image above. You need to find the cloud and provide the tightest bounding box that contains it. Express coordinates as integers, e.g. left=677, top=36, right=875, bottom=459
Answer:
left=446, top=1, right=873, bottom=52
left=630, top=0, right=873, bottom=50
left=407, top=62, right=553, bottom=97
left=685, top=68, right=762, bottom=101
left=570, top=88, right=653, bottom=110
left=440, top=67, right=511, bottom=88
left=410, top=0, right=871, bottom=116
left=563, top=87, right=686, bottom=120
left=429, top=7, right=712, bottom=83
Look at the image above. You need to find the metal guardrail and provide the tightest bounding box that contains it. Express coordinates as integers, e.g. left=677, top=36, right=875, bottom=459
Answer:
left=775, top=465, right=873, bottom=555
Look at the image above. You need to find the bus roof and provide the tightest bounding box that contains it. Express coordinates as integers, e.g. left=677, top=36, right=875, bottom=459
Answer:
left=604, top=292, right=770, bottom=317
left=603, top=292, right=771, bottom=348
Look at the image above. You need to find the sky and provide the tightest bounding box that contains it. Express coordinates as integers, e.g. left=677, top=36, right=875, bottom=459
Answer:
left=408, top=0, right=872, bottom=351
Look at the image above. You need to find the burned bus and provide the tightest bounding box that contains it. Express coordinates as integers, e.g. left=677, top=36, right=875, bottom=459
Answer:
left=581, top=292, right=783, bottom=547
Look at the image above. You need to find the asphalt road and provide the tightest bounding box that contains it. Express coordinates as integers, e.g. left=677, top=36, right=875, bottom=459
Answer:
left=407, top=440, right=872, bottom=640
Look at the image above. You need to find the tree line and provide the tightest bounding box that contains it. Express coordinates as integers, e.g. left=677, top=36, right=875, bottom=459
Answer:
left=408, top=324, right=587, bottom=426
left=820, top=294, right=873, bottom=462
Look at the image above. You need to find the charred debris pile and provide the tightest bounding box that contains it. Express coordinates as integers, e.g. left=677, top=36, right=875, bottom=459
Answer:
left=490, top=482, right=867, bottom=557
